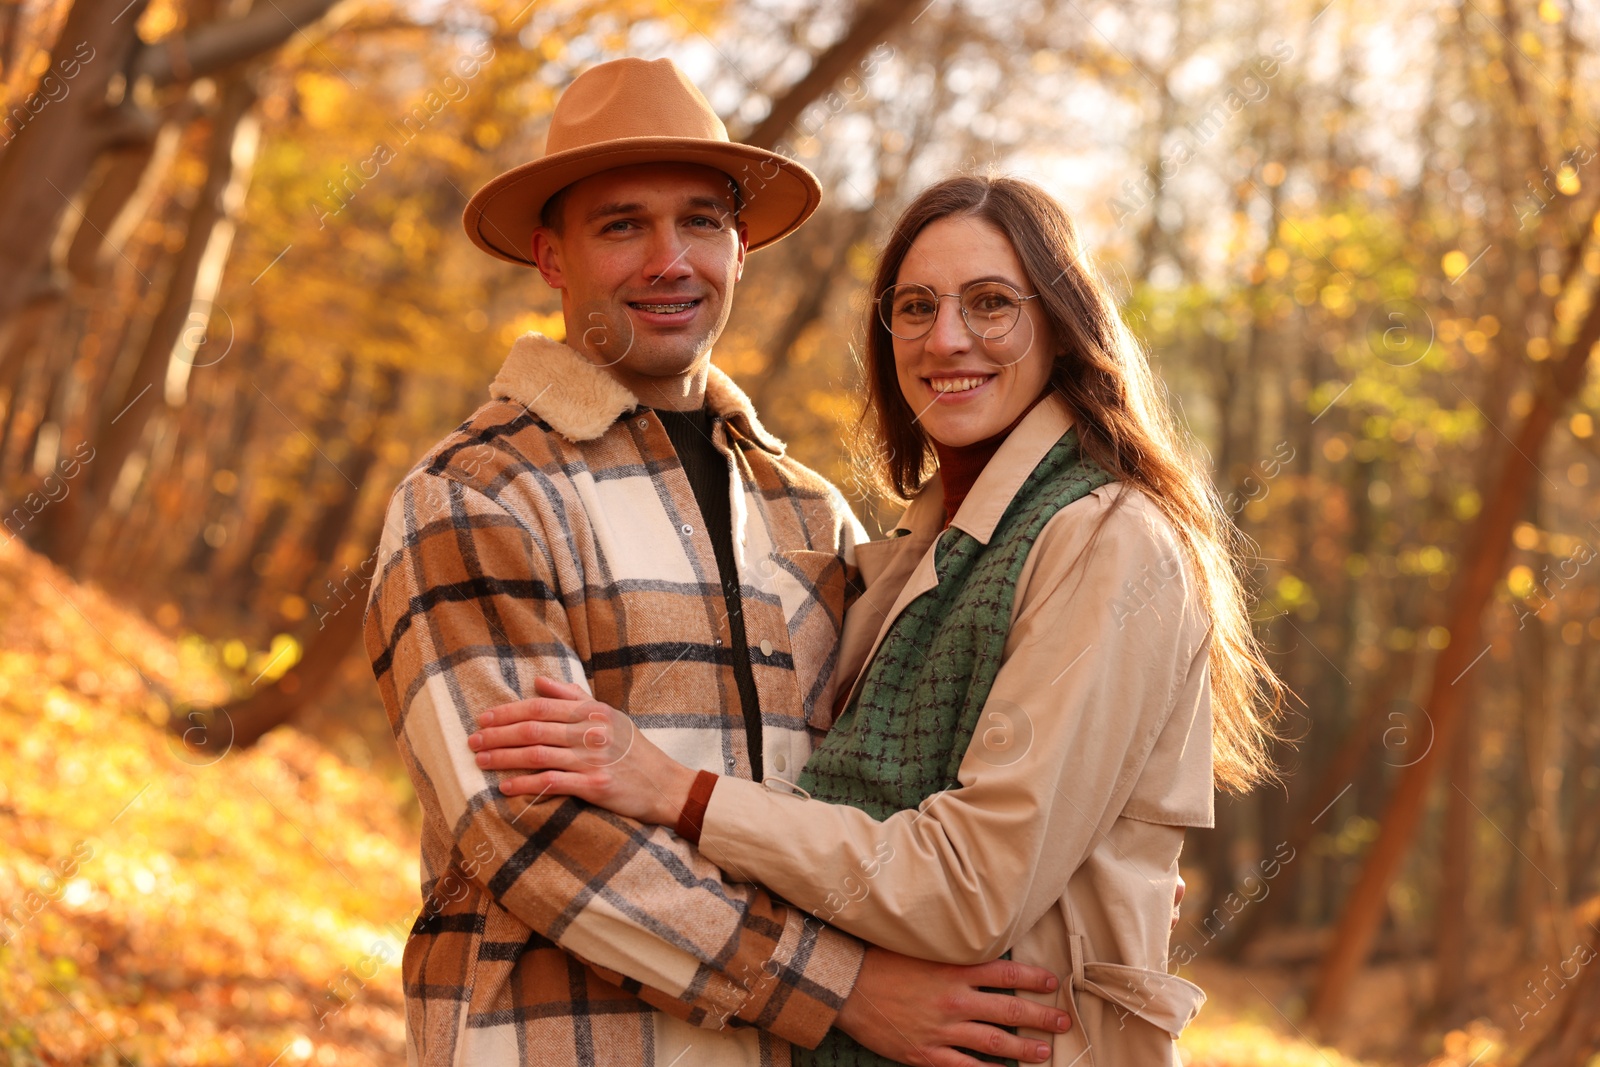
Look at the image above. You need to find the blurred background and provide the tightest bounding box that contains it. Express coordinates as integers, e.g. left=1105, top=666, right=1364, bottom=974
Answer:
left=2, top=0, right=1598, bottom=1063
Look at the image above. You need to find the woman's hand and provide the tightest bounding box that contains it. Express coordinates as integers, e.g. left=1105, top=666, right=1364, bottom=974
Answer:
left=837, top=946, right=1070, bottom=1066
left=470, top=677, right=698, bottom=826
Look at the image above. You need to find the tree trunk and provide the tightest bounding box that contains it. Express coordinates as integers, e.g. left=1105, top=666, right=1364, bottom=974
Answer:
left=36, top=72, right=258, bottom=570
left=1307, top=281, right=1600, bottom=1031
left=0, top=295, right=59, bottom=425
left=64, top=138, right=164, bottom=286
left=1565, top=649, right=1600, bottom=902
left=1515, top=583, right=1572, bottom=961
left=777, top=211, right=873, bottom=364
left=1223, top=647, right=1417, bottom=957
left=1518, top=926, right=1600, bottom=1067
left=1429, top=693, right=1476, bottom=1019
left=0, top=0, right=154, bottom=327
left=0, top=0, right=343, bottom=329
left=217, top=360, right=355, bottom=613
left=1189, top=792, right=1237, bottom=952
left=274, top=365, right=402, bottom=599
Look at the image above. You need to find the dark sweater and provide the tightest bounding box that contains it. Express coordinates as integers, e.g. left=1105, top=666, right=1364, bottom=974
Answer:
left=652, top=405, right=765, bottom=783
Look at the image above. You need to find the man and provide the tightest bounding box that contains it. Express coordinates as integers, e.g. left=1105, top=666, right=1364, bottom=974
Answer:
left=364, top=57, right=1070, bottom=1065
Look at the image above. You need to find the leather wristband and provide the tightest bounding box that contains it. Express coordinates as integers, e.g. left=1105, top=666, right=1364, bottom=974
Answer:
left=674, top=770, right=719, bottom=844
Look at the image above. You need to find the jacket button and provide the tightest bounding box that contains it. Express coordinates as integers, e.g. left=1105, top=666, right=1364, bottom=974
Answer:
left=681, top=524, right=693, bottom=536
left=772, top=754, right=787, bottom=773
left=759, top=639, right=774, bottom=656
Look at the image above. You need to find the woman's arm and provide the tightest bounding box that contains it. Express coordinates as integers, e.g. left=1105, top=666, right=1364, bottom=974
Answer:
left=699, top=492, right=1211, bottom=963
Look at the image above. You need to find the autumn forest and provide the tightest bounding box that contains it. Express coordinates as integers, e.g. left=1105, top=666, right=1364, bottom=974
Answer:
left=2, top=0, right=1600, bottom=1063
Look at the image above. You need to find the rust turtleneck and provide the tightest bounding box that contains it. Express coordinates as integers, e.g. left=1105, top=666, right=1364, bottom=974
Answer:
left=932, top=434, right=1005, bottom=529
left=930, top=394, right=1048, bottom=528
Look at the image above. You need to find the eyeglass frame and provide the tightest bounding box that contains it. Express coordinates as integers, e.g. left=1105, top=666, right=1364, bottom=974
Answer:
left=876, top=280, right=1043, bottom=341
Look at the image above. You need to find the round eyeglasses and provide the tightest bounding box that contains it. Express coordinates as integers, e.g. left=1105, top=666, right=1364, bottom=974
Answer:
left=878, top=281, right=1041, bottom=341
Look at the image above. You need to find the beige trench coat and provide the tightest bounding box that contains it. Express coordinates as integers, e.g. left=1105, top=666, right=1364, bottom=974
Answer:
left=697, top=395, right=1215, bottom=1065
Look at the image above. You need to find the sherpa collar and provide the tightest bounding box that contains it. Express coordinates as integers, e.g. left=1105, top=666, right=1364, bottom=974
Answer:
left=489, top=332, right=785, bottom=454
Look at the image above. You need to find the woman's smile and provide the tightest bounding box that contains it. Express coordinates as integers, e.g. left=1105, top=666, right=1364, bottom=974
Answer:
left=924, top=373, right=996, bottom=397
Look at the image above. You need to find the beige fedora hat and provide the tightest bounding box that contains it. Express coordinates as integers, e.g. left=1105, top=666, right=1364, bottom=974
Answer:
left=463, top=57, right=822, bottom=266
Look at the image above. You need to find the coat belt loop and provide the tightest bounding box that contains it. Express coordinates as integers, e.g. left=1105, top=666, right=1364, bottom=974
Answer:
left=1063, top=929, right=1207, bottom=1038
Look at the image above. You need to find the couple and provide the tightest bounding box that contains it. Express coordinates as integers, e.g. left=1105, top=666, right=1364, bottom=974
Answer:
left=364, top=56, right=1278, bottom=1067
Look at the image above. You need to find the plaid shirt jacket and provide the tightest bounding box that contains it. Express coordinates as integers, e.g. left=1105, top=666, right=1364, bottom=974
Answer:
left=364, top=333, right=868, bottom=1066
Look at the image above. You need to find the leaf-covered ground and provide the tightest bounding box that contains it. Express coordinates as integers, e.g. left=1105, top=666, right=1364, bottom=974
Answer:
left=0, top=536, right=416, bottom=1065
left=0, top=534, right=1389, bottom=1065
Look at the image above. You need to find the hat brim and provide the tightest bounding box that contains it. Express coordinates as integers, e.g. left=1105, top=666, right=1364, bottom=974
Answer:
left=462, top=137, right=822, bottom=266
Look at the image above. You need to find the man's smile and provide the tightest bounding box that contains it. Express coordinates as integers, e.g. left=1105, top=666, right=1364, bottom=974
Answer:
left=628, top=298, right=701, bottom=313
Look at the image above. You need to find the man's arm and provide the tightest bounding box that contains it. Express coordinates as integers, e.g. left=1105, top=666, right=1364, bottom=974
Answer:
left=365, top=467, right=862, bottom=1045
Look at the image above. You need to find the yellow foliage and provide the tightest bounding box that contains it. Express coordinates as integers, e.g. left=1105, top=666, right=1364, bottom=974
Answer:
left=500, top=310, right=567, bottom=347
left=1508, top=564, right=1536, bottom=597
left=136, top=0, right=183, bottom=42
left=295, top=72, right=349, bottom=130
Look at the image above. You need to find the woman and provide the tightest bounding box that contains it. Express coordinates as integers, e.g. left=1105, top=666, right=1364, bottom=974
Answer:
left=468, top=175, right=1282, bottom=1065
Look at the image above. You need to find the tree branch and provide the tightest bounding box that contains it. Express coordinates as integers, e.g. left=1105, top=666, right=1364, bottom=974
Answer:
left=740, top=0, right=923, bottom=151
left=129, top=0, right=344, bottom=88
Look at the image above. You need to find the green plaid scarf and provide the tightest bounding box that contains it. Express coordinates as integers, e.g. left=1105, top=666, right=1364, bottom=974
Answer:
left=797, top=429, right=1113, bottom=1067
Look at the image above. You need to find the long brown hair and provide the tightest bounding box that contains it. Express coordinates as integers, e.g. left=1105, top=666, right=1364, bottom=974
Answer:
left=861, top=175, right=1283, bottom=793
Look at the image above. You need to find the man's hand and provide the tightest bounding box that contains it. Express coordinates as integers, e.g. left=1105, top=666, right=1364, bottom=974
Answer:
left=835, top=946, right=1070, bottom=1066
left=471, top=677, right=699, bottom=826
